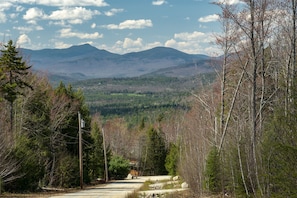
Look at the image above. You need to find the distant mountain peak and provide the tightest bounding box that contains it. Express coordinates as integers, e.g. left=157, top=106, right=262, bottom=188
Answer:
left=22, top=44, right=216, bottom=81
left=69, top=43, right=95, bottom=49
left=67, top=43, right=99, bottom=53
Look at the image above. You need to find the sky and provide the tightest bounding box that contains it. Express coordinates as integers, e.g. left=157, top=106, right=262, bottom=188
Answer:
left=0, top=0, right=241, bottom=55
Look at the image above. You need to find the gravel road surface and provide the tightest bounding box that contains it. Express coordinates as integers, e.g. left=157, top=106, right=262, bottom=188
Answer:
left=49, top=176, right=172, bottom=198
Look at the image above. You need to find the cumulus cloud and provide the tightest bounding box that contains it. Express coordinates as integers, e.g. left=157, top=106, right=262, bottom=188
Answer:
left=23, top=7, right=44, bottom=21
left=122, top=38, right=143, bottom=48
left=59, top=28, right=103, bottom=39
left=23, top=7, right=101, bottom=25
left=104, top=8, right=124, bottom=17
left=109, top=39, right=161, bottom=54
left=54, top=41, right=72, bottom=49
left=0, top=2, right=12, bottom=11
left=165, top=31, right=217, bottom=54
left=165, top=38, right=204, bottom=54
left=111, top=38, right=144, bottom=54
left=17, top=34, right=31, bottom=46
left=174, top=31, right=205, bottom=41
left=152, top=0, right=167, bottom=6
left=47, top=7, right=100, bottom=22
left=8, top=0, right=109, bottom=7
left=103, top=19, right=153, bottom=30
left=198, top=14, right=219, bottom=23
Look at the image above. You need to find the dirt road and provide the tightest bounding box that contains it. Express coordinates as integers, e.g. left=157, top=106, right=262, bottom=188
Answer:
left=49, top=176, right=172, bottom=198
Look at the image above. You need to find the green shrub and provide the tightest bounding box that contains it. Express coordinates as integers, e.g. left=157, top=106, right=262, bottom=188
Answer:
left=108, top=155, right=130, bottom=179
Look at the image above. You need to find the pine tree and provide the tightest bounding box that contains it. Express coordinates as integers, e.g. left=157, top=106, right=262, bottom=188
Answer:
left=165, top=142, right=179, bottom=176
left=142, top=127, right=167, bottom=175
left=205, top=146, right=221, bottom=193
left=0, top=40, right=32, bottom=141
left=89, top=119, right=105, bottom=180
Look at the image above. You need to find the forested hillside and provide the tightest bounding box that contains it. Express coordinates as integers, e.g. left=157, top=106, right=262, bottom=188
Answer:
left=1, top=1, right=297, bottom=197
left=72, top=74, right=215, bottom=119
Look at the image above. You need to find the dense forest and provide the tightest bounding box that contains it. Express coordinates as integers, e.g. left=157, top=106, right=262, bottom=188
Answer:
left=1, top=0, right=297, bottom=197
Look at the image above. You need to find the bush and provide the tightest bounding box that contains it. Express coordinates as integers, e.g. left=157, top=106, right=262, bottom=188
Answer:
left=108, top=155, right=130, bottom=179
left=4, top=136, right=44, bottom=192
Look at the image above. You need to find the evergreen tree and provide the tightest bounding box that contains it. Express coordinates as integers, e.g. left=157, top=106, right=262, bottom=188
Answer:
left=205, top=146, right=221, bottom=193
left=142, top=127, right=167, bottom=175
left=165, top=142, right=179, bottom=176
left=88, top=119, right=105, bottom=180
left=262, top=103, right=297, bottom=196
left=0, top=40, right=32, bottom=140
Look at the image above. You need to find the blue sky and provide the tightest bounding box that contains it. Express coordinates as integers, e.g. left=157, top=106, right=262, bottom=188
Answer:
left=0, top=0, right=240, bottom=55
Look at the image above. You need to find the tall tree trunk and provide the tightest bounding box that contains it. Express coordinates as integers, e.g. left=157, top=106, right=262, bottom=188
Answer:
left=9, top=100, right=14, bottom=146
left=249, top=0, right=263, bottom=195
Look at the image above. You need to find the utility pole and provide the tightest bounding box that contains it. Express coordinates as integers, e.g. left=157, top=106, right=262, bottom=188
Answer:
left=102, top=128, right=108, bottom=182
left=78, top=112, right=84, bottom=189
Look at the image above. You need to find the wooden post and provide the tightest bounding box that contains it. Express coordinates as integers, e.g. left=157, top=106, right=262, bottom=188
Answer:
left=102, top=128, right=108, bottom=182
left=78, top=112, right=83, bottom=189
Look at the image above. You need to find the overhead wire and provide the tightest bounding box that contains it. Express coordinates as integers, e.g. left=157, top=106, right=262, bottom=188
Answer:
left=16, top=99, right=97, bottom=146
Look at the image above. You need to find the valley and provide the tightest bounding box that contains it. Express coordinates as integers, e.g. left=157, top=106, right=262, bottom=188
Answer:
left=71, top=74, right=216, bottom=119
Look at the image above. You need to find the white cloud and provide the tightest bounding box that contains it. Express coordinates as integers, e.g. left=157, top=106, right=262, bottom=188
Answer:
left=49, top=20, right=71, bottom=27
left=23, top=7, right=44, bottom=21
left=216, top=0, right=242, bottom=5
left=198, top=14, right=219, bottom=23
left=164, top=39, right=177, bottom=47
left=17, top=34, right=31, bottom=46
left=165, top=38, right=205, bottom=54
left=174, top=31, right=205, bottom=41
left=47, top=7, right=100, bottom=23
left=123, top=37, right=143, bottom=48
left=0, top=12, right=6, bottom=23
left=104, top=8, right=124, bottom=17
left=7, top=0, right=109, bottom=7
left=164, top=31, right=218, bottom=55
left=54, top=41, right=72, bottom=49
left=59, top=28, right=103, bottom=39
left=13, top=25, right=43, bottom=33
left=104, top=19, right=153, bottom=30
left=23, top=7, right=101, bottom=25
left=146, top=41, right=162, bottom=49
left=16, top=6, right=25, bottom=12
left=107, top=39, right=161, bottom=54
left=112, top=38, right=143, bottom=53
left=10, top=13, right=19, bottom=19
left=0, top=2, right=12, bottom=11
left=152, top=0, right=167, bottom=6
left=91, top=23, right=96, bottom=29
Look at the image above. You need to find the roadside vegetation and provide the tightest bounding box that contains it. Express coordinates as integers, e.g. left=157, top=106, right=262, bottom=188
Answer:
left=1, top=1, right=297, bottom=197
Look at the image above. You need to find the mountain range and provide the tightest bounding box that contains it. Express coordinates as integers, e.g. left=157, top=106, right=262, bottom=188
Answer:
left=21, top=44, right=219, bottom=81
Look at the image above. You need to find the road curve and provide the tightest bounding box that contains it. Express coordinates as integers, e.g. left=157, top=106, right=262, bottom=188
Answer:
left=49, top=176, right=172, bottom=198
